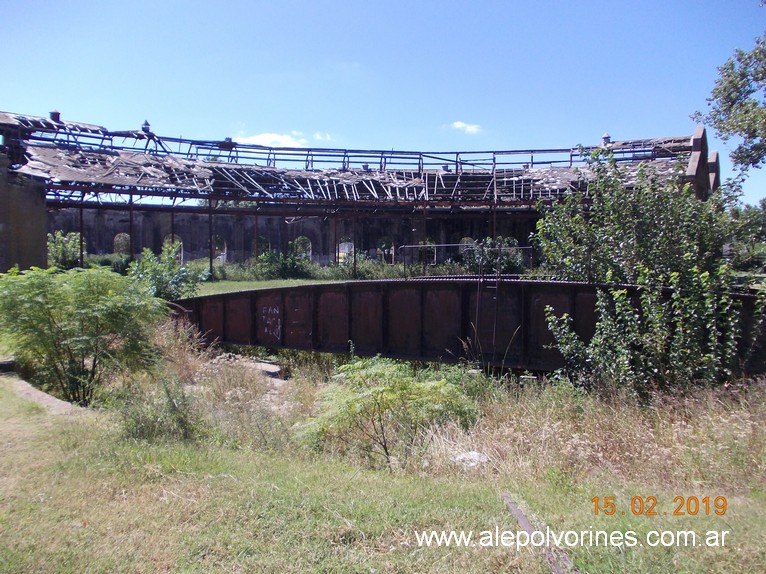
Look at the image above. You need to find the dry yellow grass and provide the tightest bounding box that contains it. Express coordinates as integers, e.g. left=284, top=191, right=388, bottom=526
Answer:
left=424, top=380, right=766, bottom=490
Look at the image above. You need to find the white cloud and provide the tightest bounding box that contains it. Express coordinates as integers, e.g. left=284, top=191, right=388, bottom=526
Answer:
left=313, top=132, right=333, bottom=142
left=234, top=131, right=309, bottom=148
left=451, top=121, right=481, bottom=135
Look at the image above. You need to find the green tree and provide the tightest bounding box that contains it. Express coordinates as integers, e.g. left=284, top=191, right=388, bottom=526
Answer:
left=693, top=33, right=766, bottom=170
left=537, top=157, right=763, bottom=390
left=461, top=236, right=525, bottom=275
left=535, top=156, right=731, bottom=284
left=0, top=267, right=166, bottom=405
left=729, top=198, right=766, bottom=270
left=129, top=241, right=206, bottom=300
left=47, top=230, right=84, bottom=269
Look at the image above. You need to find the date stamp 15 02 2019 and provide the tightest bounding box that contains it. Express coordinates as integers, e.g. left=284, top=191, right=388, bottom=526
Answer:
left=591, top=496, right=727, bottom=517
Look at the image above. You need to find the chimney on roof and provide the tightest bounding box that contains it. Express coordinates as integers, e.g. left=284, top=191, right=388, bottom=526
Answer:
left=50, top=110, right=61, bottom=123
left=142, top=120, right=151, bottom=133
left=602, top=132, right=611, bottom=146
left=218, top=137, right=236, bottom=150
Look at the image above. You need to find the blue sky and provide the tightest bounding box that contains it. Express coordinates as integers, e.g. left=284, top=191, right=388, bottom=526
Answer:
left=2, top=0, right=766, bottom=204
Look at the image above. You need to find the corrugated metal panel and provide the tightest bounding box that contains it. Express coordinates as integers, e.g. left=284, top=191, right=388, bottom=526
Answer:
left=467, top=284, right=523, bottom=365
left=422, top=286, right=462, bottom=359
left=526, top=287, right=569, bottom=370
left=200, top=297, right=225, bottom=342
left=284, top=289, right=313, bottom=349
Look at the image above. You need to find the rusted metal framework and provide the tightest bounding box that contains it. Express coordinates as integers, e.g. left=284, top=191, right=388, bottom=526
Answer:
left=178, top=277, right=763, bottom=370
left=0, top=111, right=719, bottom=219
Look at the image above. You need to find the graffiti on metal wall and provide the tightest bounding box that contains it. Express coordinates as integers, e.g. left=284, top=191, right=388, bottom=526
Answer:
left=261, top=305, right=282, bottom=341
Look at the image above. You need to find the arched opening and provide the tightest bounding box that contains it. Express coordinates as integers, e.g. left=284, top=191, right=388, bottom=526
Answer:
left=163, top=234, right=184, bottom=262
left=213, top=235, right=227, bottom=263
left=252, top=234, right=270, bottom=259
left=377, top=236, right=394, bottom=263
left=337, top=237, right=354, bottom=263
left=291, top=235, right=312, bottom=260
left=418, top=238, right=436, bottom=266
left=459, top=237, right=475, bottom=254
left=113, top=232, right=131, bottom=255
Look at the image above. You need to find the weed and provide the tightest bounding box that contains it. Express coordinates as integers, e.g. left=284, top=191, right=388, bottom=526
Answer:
left=112, top=376, right=208, bottom=442
left=304, top=356, right=478, bottom=469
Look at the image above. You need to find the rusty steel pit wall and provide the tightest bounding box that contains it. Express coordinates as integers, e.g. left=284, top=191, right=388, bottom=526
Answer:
left=177, top=278, right=602, bottom=370
left=177, top=278, right=766, bottom=372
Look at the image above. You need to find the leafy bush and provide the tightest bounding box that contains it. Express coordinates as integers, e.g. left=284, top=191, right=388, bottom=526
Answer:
left=304, top=357, right=478, bottom=468
left=728, top=199, right=766, bottom=272
left=47, top=230, right=84, bottom=269
left=547, top=267, right=749, bottom=393
left=0, top=267, right=166, bottom=405
left=129, top=241, right=207, bottom=300
left=535, top=157, right=732, bottom=283
left=315, top=253, right=406, bottom=280
left=256, top=245, right=314, bottom=279
left=537, top=157, right=765, bottom=389
left=88, top=252, right=133, bottom=275
left=210, top=251, right=414, bottom=281
left=461, top=236, right=525, bottom=275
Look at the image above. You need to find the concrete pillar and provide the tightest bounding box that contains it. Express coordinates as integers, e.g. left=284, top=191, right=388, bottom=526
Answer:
left=0, top=157, right=47, bottom=272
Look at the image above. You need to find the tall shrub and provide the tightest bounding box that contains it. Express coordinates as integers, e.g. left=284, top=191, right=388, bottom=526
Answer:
left=537, top=156, right=763, bottom=389
left=47, top=230, right=84, bottom=269
left=304, top=357, right=478, bottom=468
left=0, top=267, right=166, bottom=405
left=129, top=241, right=206, bottom=300
left=462, top=236, right=525, bottom=275
left=535, top=155, right=731, bottom=284
left=547, top=264, right=753, bottom=394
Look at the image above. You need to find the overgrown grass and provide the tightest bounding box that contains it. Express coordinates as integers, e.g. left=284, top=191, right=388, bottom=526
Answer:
left=0, top=378, right=547, bottom=573
left=196, top=279, right=340, bottom=296
left=189, top=254, right=483, bottom=288
left=3, top=318, right=765, bottom=572
left=424, top=378, right=765, bottom=484
left=425, top=378, right=766, bottom=572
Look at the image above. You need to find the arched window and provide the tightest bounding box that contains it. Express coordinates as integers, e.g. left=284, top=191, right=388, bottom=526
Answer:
left=252, top=235, right=269, bottom=258
left=213, top=235, right=227, bottom=263
left=163, top=234, right=184, bottom=261
left=337, top=238, right=354, bottom=263
left=113, top=233, right=131, bottom=255
left=292, top=235, right=312, bottom=260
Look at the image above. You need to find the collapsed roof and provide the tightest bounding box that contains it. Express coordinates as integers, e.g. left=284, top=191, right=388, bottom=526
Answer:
left=0, top=111, right=720, bottom=214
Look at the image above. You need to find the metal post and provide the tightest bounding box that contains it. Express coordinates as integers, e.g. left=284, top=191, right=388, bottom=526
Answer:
left=170, top=207, right=175, bottom=245
left=208, top=198, right=214, bottom=277
left=254, top=211, right=259, bottom=258
left=352, top=212, right=358, bottom=279
left=331, top=216, right=337, bottom=264
left=78, top=192, right=85, bottom=267
left=129, top=193, right=134, bottom=258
